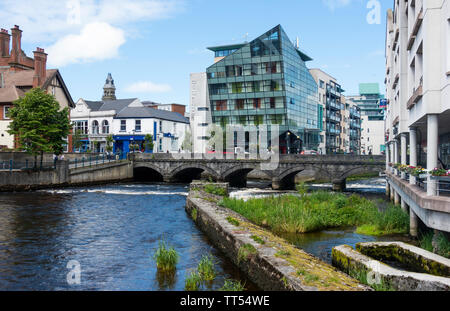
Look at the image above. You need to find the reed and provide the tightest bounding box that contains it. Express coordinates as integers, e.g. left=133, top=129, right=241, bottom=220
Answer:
left=153, top=239, right=179, bottom=272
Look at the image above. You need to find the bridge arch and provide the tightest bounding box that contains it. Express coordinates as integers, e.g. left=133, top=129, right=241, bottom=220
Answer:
left=133, top=163, right=165, bottom=182
left=221, top=164, right=257, bottom=188
left=275, top=165, right=308, bottom=190
left=338, top=165, right=383, bottom=180
left=169, top=163, right=219, bottom=183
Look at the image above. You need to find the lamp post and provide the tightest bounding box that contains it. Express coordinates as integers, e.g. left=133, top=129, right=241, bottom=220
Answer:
left=287, top=132, right=291, bottom=154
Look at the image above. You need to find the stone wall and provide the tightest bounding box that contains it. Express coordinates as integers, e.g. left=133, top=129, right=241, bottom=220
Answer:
left=186, top=183, right=370, bottom=291
left=69, top=161, right=133, bottom=185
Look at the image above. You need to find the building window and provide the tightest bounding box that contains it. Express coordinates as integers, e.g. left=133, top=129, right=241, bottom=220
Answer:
left=159, top=138, right=163, bottom=152
left=92, top=120, right=99, bottom=134
left=102, top=120, right=109, bottom=134
left=120, top=120, right=126, bottom=132
left=74, top=120, right=88, bottom=135
left=319, top=80, right=325, bottom=89
left=3, top=106, right=11, bottom=119
left=198, top=107, right=209, bottom=111
left=135, top=120, right=141, bottom=132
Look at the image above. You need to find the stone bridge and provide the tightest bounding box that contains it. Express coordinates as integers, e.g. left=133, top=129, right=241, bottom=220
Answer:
left=132, top=154, right=385, bottom=190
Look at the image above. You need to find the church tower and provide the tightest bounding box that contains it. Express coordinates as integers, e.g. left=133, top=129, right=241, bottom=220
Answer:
left=102, top=73, right=116, bottom=101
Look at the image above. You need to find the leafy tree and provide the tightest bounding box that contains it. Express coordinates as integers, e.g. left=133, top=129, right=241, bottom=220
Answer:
left=181, top=129, right=192, bottom=152
left=7, top=88, right=72, bottom=168
left=106, top=135, right=114, bottom=153
left=73, top=129, right=86, bottom=152
left=144, top=134, right=154, bottom=153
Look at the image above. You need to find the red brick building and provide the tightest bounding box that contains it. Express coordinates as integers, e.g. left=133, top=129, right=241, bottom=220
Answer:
left=0, top=25, right=75, bottom=151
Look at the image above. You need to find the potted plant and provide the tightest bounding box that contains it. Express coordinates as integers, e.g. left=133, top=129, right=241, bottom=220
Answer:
left=410, top=166, right=426, bottom=177
left=430, top=168, right=449, bottom=177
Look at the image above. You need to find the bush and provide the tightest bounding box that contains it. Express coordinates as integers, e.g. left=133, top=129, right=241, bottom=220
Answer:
left=219, top=279, right=246, bottom=291
left=204, top=184, right=227, bottom=196
left=153, top=239, right=179, bottom=272
left=220, top=192, right=409, bottom=236
left=197, top=254, right=216, bottom=282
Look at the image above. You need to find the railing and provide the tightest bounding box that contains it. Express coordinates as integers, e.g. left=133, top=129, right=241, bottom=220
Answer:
left=68, top=152, right=127, bottom=169
left=0, top=161, right=57, bottom=171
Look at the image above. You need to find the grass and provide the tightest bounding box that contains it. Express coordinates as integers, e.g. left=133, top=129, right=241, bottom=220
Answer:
left=191, top=208, right=198, bottom=221
left=197, top=254, right=216, bottom=281
left=237, top=244, right=257, bottom=263
left=219, top=279, right=246, bottom=291
left=275, top=249, right=291, bottom=257
left=204, top=184, right=227, bottom=196
left=250, top=235, right=265, bottom=245
left=219, top=190, right=409, bottom=236
left=185, top=270, right=202, bottom=291
left=153, top=239, right=179, bottom=272
left=296, top=269, right=319, bottom=284
left=419, top=231, right=450, bottom=259
left=352, top=269, right=395, bottom=291
left=346, top=172, right=380, bottom=181
left=226, top=216, right=240, bottom=226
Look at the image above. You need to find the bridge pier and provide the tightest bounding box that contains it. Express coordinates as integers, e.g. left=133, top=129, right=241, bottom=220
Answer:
left=332, top=179, right=346, bottom=192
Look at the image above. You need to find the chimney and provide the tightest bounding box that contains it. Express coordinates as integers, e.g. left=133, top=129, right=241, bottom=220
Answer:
left=10, top=25, right=22, bottom=63
left=0, top=29, right=10, bottom=57
left=33, top=47, right=47, bottom=88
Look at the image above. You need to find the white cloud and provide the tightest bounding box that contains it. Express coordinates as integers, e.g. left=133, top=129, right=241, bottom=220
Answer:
left=0, top=0, right=182, bottom=66
left=125, top=81, right=172, bottom=93
left=47, top=22, right=125, bottom=67
left=322, top=0, right=352, bottom=10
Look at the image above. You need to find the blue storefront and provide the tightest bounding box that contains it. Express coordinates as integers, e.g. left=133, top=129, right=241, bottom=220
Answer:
left=113, top=135, right=146, bottom=156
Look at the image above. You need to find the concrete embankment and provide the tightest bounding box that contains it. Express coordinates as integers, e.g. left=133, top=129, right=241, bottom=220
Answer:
left=185, top=182, right=370, bottom=291
left=0, top=160, right=133, bottom=191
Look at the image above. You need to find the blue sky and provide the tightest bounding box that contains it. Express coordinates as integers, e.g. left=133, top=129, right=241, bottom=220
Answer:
left=1, top=0, right=392, bottom=107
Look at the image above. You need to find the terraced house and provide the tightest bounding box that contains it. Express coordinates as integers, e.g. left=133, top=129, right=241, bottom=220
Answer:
left=385, top=0, right=450, bottom=236
left=0, top=25, right=75, bottom=151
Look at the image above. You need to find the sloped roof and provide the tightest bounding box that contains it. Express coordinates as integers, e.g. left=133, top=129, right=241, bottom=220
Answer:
left=0, top=85, right=25, bottom=103
left=85, top=98, right=138, bottom=113
left=0, top=69, right=74, bottom=107
left=116, top=106, right=189, bottom=124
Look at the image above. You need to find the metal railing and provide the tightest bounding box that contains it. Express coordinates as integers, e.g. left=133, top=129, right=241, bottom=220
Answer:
left=0, top=160, right=58, bottom=171
left=68, top=152, right=126, bottom=169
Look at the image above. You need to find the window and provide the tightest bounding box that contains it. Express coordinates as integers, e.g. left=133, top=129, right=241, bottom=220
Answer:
left=102, top=120, right=109, bottom=134
left=198, top=107, right=209, bottom=111
left=74, top=120, right=88, bottom=134
left=120, top=120, right=126, bottom=132
left=159, top=121, right=163, bottom=132
left=3, top=106, right=11, bottom=119
left=215, top=100, right=227, bottom=111
left=92, top=120, right=99, bottom=134
left=135, top=120, right=141, bottom=132
left=319, top=80, right=325, bottom=89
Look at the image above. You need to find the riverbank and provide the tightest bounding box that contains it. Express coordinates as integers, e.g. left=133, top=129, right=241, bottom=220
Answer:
left=186, top=182, right=370, bottom=291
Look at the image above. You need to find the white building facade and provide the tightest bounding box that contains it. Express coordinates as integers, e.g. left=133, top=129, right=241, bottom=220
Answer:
left=190, top=72, right=212, bottom=154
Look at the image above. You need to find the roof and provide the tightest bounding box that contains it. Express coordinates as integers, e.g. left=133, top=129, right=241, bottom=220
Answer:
left=0, top=69, right=75, bottom=107
left=116, top=106, right=189, bottom=124
left=85, top=98, right=137, bottom=113
left=207, top=43, right=246, bottom=52
left=359, top=83, right=380, bottom=95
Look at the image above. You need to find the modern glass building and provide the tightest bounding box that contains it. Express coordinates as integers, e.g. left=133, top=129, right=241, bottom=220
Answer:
left=206, top=25, right=320, bottom=154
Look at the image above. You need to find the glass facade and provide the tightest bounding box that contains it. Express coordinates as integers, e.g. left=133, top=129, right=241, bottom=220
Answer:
left=206, top=25, right=319, bottom=153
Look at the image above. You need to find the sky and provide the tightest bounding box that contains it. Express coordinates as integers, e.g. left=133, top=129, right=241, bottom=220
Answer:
left=0, top=0, right=392, bottom=107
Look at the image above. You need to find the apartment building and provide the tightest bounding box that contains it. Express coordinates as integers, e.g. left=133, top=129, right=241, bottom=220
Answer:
left=385, top=0, right=450, bottom=235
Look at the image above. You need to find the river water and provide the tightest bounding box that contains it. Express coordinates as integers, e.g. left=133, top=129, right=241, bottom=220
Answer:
left=0, top=184, right=255, bottom=291
left=0, top=178, right=412, bottom=290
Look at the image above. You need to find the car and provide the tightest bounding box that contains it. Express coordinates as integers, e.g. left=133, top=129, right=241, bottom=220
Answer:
left=301, top=150, right=319, bottom=155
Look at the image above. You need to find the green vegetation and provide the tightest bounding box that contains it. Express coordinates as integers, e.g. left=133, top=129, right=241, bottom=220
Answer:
left=219, top=279, right=246, bottom=291
left=237, top=244, right=257, bottom=263
left=197, top=254, right=216, bottom=282
left=419, top=231, right=450, bottom=259
left=153, top=239, right=179, bottom=272
left=7, top=88, right=72, bottom=168
left=275, top=249, right=291, bottom=257
left=352, top=269, right=395, bottom=291
left=346, top=172, right=380, bottom=181
left=219, top=191, right=409, bottom=236
left=250, top=235, right=265, bottom=245
left=226, top=216, right=240, bottom=227
left=191, top=208, right=198, bottom=221
left=204, top=184, right=227, bottom=196
left=144, top=134, right=154, bottom=153
left=296, top=269, right=319, bottom=284
left=185, top=270, right=202, bottom=291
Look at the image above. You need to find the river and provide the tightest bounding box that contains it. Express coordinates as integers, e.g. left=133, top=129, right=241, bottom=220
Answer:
left=0, top=184, right=255, bottom=291
left=0, top=178, right=412, bottom=290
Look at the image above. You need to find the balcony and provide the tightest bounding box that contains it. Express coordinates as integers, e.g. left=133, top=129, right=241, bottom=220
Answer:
left=407, top=9, right=423, bottom=51
left=407, top=77, right=423, bottom=110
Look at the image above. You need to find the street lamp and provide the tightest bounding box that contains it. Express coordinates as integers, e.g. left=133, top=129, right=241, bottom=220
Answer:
left=287, top=132, right=291, bottom=154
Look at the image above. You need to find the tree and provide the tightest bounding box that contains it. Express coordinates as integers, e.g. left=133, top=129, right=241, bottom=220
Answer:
left=73, top=129, right=85, bottom=152
left=106, top=135, right=114, bottom=153
left=181, top=129, right=192, bottom=152
left=7, top=88, right=72, bottom=168
left=144, top=134, right=154, bottom=153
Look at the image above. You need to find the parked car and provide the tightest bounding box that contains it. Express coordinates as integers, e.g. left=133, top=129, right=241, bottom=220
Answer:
left=301, top=150, right=319, bottom=155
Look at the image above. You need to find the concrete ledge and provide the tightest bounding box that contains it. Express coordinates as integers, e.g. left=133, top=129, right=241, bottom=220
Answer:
left=186, top=187, right=370, bottom=291
left=332, top=244, right=450, bottom=291
left=387, top=172, right=450, bottom=213
left=356, top=242, right=450, bottom=277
